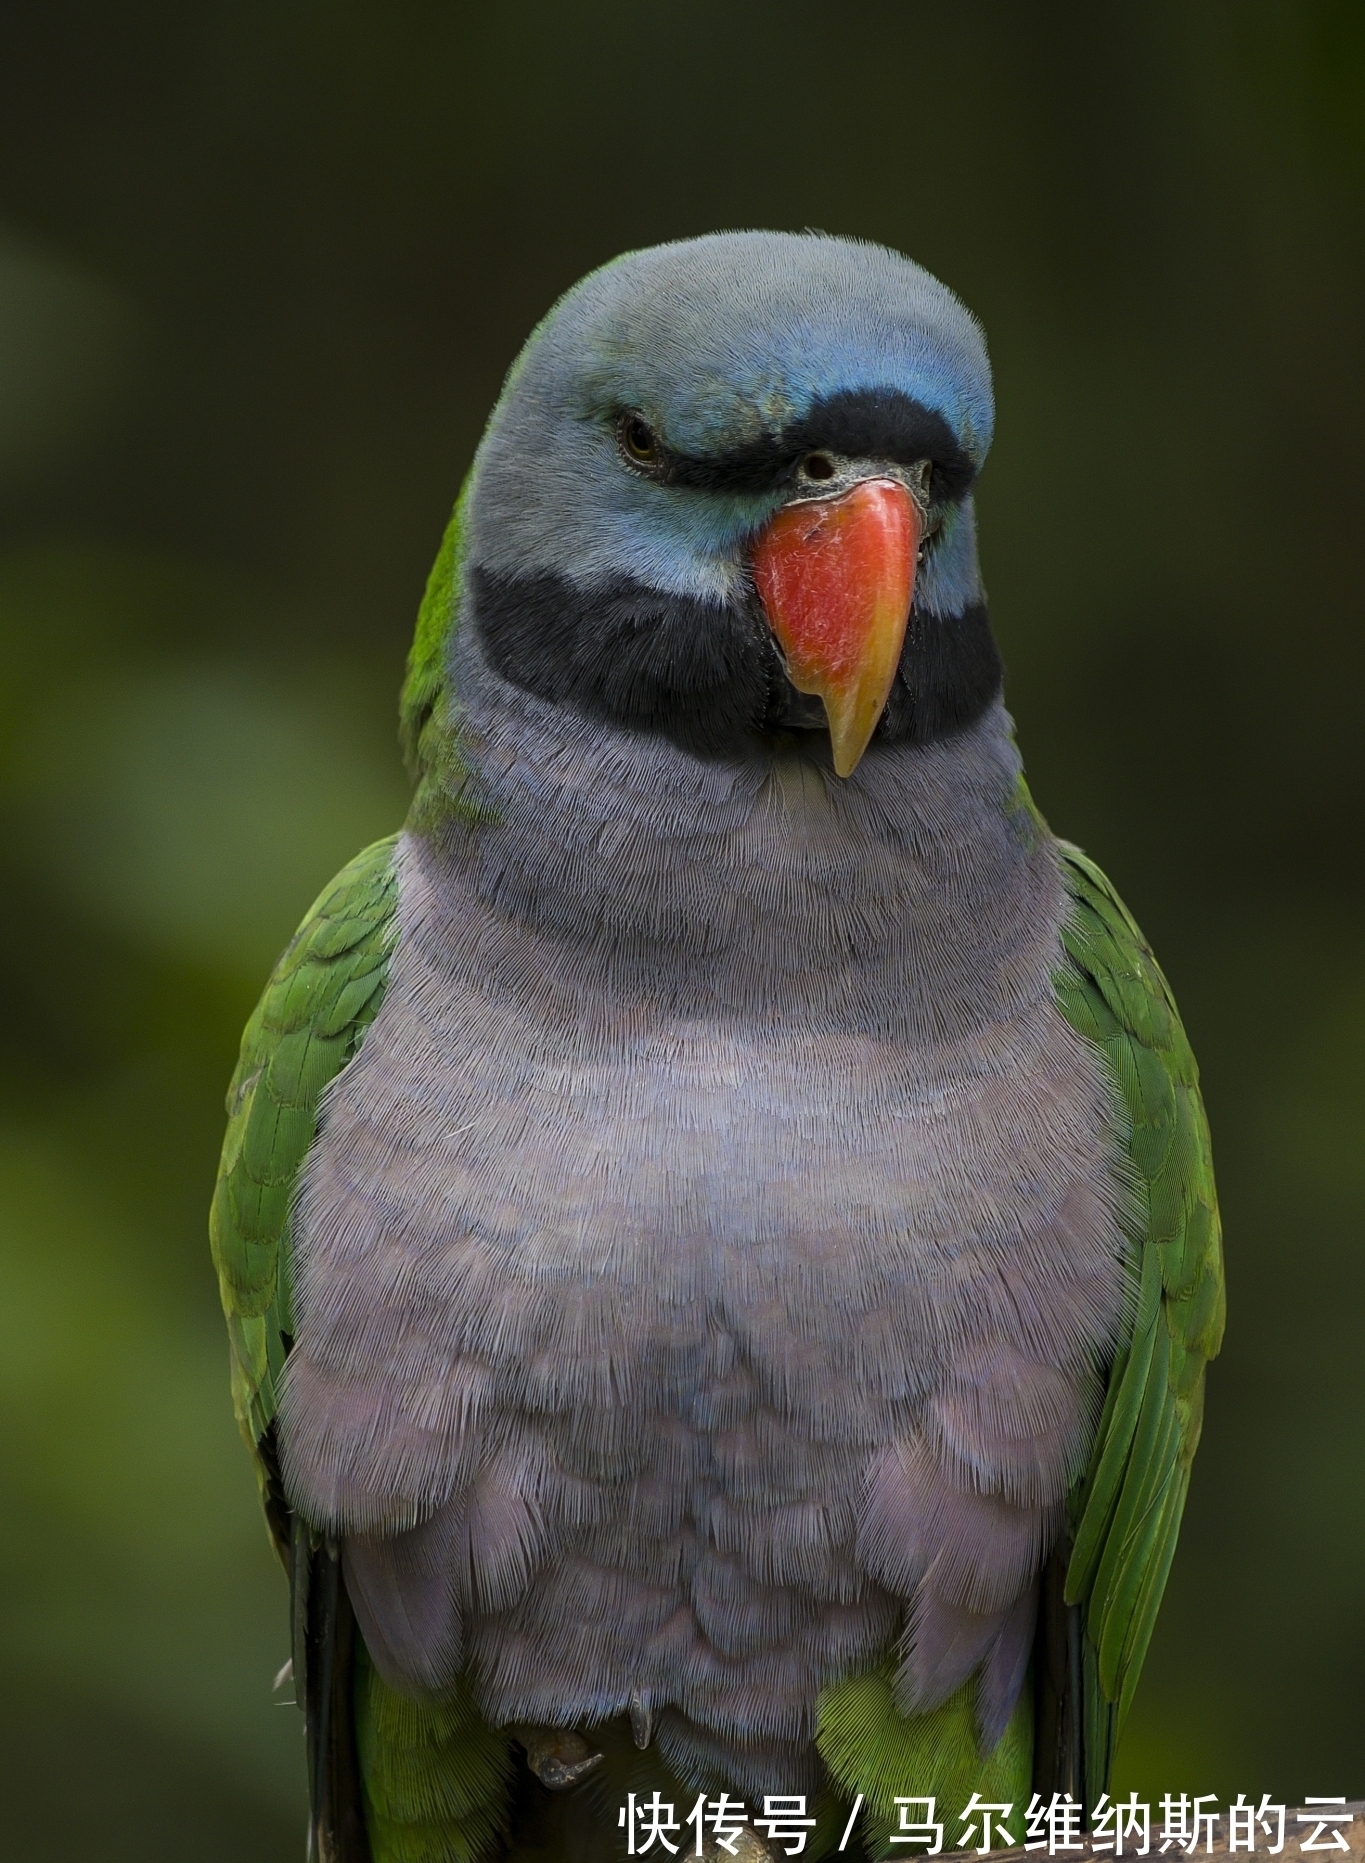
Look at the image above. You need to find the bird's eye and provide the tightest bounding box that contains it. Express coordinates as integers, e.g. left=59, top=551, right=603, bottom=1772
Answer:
left=801, top=453, right=837, bottom=481
left=619, top=413, right=660, bottom=468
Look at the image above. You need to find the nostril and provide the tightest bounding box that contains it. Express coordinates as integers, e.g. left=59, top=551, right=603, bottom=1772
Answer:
left=802, top=453, right=837, bottom=481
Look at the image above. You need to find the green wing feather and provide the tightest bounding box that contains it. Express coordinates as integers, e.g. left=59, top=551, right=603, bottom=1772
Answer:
left=209, top=832, right=401, bottom=1553
left=1053, top=838, right=1225, bottom=1798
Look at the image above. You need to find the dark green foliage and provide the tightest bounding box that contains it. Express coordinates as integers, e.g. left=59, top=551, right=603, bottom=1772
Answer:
left=209, top=834, right=400, bottom=1526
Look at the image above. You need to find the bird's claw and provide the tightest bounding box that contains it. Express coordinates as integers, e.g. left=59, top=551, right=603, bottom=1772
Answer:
left=629, top=1687, right=652, bottom=1750
left=700, top=1832, right=776, bottom=1862
left=515, top=1725, right=605, bottom=1790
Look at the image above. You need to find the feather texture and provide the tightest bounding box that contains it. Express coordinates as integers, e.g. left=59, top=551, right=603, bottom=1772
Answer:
left=210, top=834, right=400, bottom=1528
left=210, top=230, right=1223, bottom=1861
left=1050, top=836, right=1224, bottom=1798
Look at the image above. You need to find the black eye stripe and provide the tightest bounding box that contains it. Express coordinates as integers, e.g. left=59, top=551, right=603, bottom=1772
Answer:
left=633, top=387, right=978, bottom=504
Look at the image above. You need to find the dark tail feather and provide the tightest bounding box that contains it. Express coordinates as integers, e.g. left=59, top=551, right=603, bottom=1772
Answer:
left=1082, top=1631, right=1118, bottom=1813
left=1032, top=1541, right=1084, bottom=1804
left=292, top=1519, right=371, bottom=1862
left=1031, top=1537, right=1120, bottom=1816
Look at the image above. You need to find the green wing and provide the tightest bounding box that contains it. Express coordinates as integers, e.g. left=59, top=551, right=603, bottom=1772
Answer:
left=1052, top=840, right=1225, bottom=1799
left=209, top=832, right=400, bottom=1556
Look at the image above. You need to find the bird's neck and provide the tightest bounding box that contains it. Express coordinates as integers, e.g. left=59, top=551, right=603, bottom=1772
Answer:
left=418, top=629, right=1062, bottom=1038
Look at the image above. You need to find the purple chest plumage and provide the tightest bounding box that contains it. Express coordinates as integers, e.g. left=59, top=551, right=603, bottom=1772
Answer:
left=278, top=686, right=1128, bottom=1795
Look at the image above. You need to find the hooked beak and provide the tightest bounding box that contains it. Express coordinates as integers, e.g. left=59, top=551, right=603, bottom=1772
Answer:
left=751, top=477, right=920, bottom=777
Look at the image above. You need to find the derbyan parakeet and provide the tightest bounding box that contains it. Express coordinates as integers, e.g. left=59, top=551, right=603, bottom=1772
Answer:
left=211, top=232, right=1224, bottom=1863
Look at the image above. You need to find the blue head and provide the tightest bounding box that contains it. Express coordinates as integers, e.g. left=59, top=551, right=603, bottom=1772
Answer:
left=452, top=232, right=1000, bottom=769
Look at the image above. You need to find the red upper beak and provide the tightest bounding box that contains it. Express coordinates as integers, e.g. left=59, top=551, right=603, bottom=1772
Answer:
left=751, top=478, right=920, bottom=776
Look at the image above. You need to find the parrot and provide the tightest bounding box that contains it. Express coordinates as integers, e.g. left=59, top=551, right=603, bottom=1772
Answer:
left=210, top=231, right=1224, bottom=1863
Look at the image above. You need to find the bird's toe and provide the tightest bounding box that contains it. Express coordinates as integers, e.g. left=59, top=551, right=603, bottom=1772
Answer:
left=515, top=1725, right=606, bottom=1790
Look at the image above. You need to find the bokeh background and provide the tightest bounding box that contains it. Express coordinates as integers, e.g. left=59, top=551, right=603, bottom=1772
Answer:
left=0, top=3, right=1361, bottom=1855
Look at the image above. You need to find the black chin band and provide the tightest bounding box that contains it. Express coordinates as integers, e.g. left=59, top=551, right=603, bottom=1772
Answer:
left=470, top=565, right=1002, bottom=761
left=883, top=602, right=1004, bottom=746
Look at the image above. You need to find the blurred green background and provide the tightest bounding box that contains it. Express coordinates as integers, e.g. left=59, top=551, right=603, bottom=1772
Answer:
left=0, top=3, right=1362, bottom=1855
